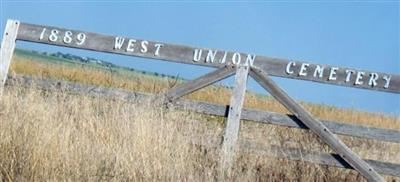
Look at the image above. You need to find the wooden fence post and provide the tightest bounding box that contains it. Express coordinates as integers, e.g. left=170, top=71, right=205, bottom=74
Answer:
left=220, top=65, right=249, bottom=177
left=0, top=20, right=19, bottom=94
left=250, top=67, right=385, bottom=182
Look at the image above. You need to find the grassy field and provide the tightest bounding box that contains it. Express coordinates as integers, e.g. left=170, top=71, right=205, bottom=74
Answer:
left=0, top=49, right=399, bottom=181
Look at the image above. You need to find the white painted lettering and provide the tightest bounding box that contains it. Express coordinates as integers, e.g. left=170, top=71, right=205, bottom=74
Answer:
left=154, top=43, right=164, bottom=56
left=368, top=73, right=379, bottom=87
left=244, top=54, right=256, bottom=66
left=313, top=65, right=324, bottom=78
left=140, top=40, right=148, bottom=53
left=49, top=29, right=59, bottom=42
left=232, top=52, right=241, bottom=65
left=63, top=31, right=73, bottom=44
left=193, top=49, right=202, bottom=62
left=220, top=51, right=227, bottom=64
left=286, top=61, right=296, bottom=75
left=126, top=39, right=136, bottom=52
left=345, top=70, right=354, bottom=82
left=299, top=63, right=309, bottom=76
left=39, top=28, right=46, bottom=40
left=76, top=33, right=86, bottom=45
left=355, top=71, right=365, bottom=85
left=206, top=50, right=217, bottom=63
left=383, top=75, right=392, bottom=89
left=328, top=67, right=339, bottom=81
left=114, top=37, right=125, bottom=50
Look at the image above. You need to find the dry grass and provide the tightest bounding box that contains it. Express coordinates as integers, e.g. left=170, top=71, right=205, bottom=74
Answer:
left=0, top=53, right=399, bottom=181
left=1, top=84, right=399, bottom=181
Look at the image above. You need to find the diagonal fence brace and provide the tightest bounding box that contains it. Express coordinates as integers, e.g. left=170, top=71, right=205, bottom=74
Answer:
left=249, top=66, right=385, bottom=182
left=164, top=65, right=236, bottom=101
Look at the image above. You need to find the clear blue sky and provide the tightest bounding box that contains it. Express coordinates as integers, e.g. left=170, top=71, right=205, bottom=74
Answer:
left=1, top=1, right=399, bottom=116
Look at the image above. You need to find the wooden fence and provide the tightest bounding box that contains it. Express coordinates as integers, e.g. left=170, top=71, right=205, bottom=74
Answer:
left=6, top=75, right=400, bottom=178
left=1, top=20, right=399, bottom=181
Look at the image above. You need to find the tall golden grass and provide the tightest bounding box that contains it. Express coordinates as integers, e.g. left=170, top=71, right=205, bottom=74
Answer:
left=1, top=53, right=399, bottom=181
left=1, top=83, right=399, bottom=181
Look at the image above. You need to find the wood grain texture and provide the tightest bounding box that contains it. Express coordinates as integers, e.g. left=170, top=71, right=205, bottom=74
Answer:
left=194, top=135, right=400, bottom=177
left=15, top=22, right=400, bottom=93
left=0, top=20, right=19, bottom=89
left=249, top=67, right=385, bottom=182
left=165, top=66, right=235, bottom=101
left=6, top=75, right=400, bottom=177
left=174, top=99, right=400, bottom=144
left=220, top=65, right=249, bottom=174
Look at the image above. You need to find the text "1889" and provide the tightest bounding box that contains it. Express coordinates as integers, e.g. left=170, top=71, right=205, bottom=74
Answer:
left=39, top=28, right=86, bottom=45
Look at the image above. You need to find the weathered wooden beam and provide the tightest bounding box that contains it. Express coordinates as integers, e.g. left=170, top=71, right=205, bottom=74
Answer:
left=194, top=135, right=400, bottom=177
left=0, top=20, right=19, bottom=91
left=174, top=99, right=400, bottom=144
left=165, top=65, right=235, bottom=101
left=249, top=67, right=385, bottom=182
left=239, top=142, right=400, bottom=178
left=220, top=65, right=249, bottom=176
left=7, top=75, right=400, bottom=143
left=14, top=22, right=400, bottom=93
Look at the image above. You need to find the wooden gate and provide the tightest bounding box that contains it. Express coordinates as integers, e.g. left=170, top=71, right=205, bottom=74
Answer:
left=1, top=20, right=399, bottom=181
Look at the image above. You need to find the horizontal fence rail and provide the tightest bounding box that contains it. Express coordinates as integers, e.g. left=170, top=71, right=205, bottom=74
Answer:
left=240, top=143, right=400, bottom=177
left=5, top=75, right=400, bottom=177
left=15, top=22, right=400, bottom=93
left=176, top=99, right=400, bottom=144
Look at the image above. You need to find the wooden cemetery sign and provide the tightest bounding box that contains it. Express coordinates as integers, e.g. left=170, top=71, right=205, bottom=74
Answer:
left=2, top=21, right=398, bottom=93
left=1, top=20, right=400, bottom=181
